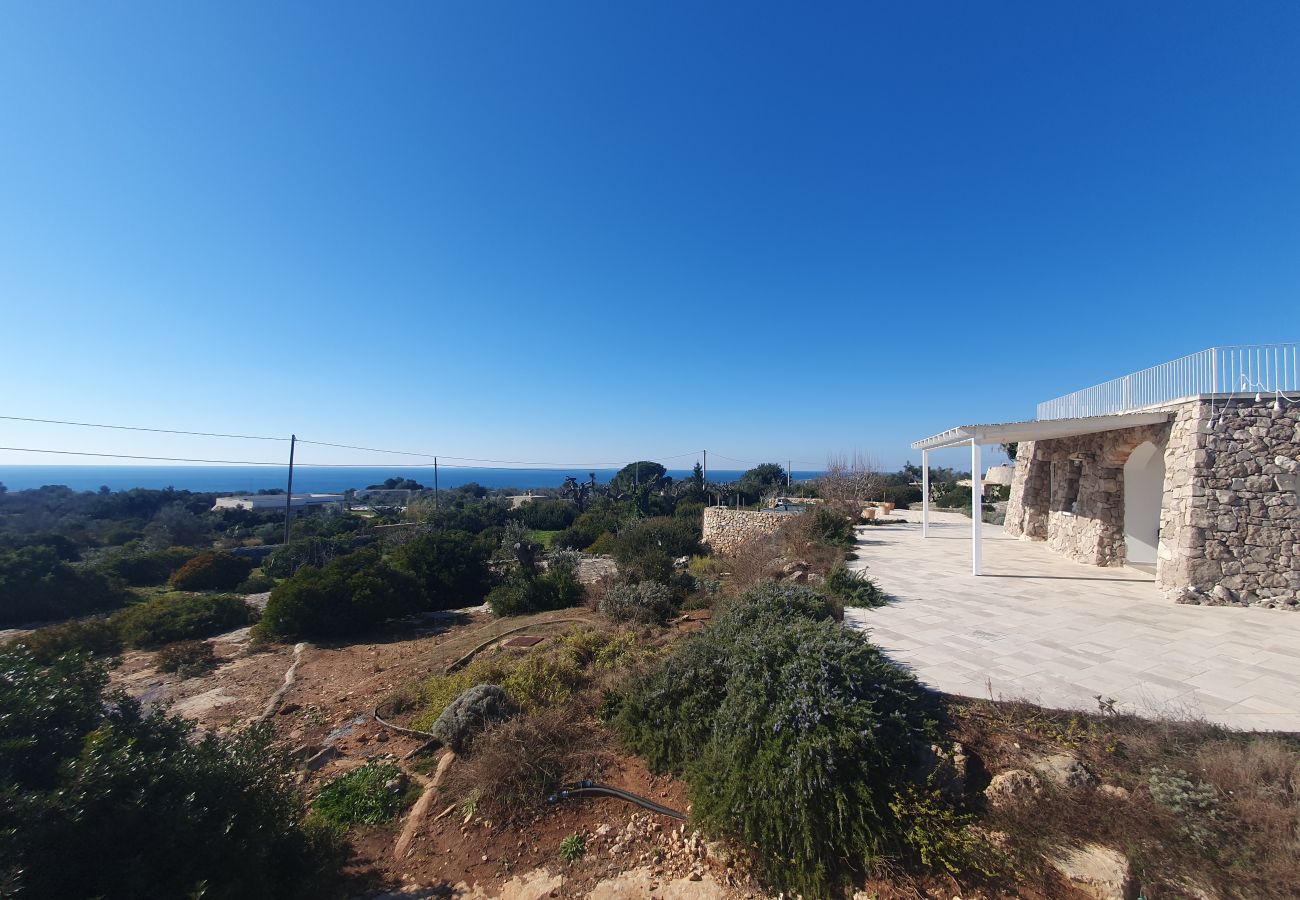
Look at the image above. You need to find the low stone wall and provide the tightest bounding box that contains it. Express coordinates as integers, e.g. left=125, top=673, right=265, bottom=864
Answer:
left=702, top=507, right=791, bottom=555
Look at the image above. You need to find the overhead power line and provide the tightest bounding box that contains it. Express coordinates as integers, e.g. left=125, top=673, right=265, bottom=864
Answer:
left=296, top=440, right=706, bottom=468
left=0, top=445, right=698, bottom=472
left=0, top=414, right=287, bottom=442
left=0, top=446, right=290, bottom=466
left=0, top=412, right=809, bottom=471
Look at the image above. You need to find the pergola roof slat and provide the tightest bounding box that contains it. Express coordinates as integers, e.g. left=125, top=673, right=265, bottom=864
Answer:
left=911, top=411, right=1173, bottom=451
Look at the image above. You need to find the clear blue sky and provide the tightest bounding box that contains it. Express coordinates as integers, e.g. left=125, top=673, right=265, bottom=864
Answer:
left=2, top=2, right=1297, bottom=473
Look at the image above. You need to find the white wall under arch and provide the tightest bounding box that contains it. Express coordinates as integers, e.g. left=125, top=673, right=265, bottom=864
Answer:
left=1123, top=441, right=1165, bottom=565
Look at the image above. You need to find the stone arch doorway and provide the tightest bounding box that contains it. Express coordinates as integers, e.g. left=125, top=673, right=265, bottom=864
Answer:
left=1123, top=441, right=1165, bottom=565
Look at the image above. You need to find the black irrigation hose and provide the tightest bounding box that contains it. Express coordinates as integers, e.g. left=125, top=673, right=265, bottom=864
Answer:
left=373, top=704, right=436, bottom=739
left=443, top=617, right=595, bottom=674
left=547, top=780, right=687, bottom=821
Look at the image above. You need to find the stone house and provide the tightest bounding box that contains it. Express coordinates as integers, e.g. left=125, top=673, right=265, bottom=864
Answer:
left=913, top=345, right=1299, bottom=609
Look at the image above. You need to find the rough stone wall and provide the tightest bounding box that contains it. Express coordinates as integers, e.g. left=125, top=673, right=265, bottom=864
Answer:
left=1004, top=445, right=1049, bottom=540
left=1003, top=421, right=1173, bottom=567
left=1162, top=398, right=1300, bottom=609
left=702, top=507, right=791, bottom=555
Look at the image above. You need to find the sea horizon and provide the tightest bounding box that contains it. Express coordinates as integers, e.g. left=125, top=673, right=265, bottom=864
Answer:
left=0, top=465, right=823, bottom=494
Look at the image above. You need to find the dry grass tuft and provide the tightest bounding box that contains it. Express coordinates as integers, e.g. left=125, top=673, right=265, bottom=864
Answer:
left=952, top=697, right=1300, bottom=898
left=721, top=512, right=848, bottom=597
left=442, top=701, right=616, bottom=822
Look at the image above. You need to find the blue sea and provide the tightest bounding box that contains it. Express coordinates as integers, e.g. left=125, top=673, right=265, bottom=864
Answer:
left=0, top=465, right=823, bottom=494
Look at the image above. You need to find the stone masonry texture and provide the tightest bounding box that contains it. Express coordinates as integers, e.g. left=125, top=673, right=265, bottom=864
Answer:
left=701, top=507, right=790, bottom=555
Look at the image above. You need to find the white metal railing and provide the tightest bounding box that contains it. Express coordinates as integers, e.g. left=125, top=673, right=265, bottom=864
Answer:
left=1037, top=343, right=1300, bottom=420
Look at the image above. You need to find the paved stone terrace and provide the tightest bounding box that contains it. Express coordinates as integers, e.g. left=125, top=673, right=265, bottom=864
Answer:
left=844, top=510, right=1300, bottom=732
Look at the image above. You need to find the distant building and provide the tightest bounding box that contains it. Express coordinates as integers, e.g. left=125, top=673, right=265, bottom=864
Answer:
left=983, top=465, right=1016, bottom=488
left=507, top=492, right=570, bottom=509
left=212, top=493, right=345, bottom=512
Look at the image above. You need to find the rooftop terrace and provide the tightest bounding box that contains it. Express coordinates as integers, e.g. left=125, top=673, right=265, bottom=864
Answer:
left=1037, top=343, right=1299, bottom=420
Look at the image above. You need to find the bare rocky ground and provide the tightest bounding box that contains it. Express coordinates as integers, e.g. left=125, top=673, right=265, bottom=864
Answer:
left=107, top=609, right=763, bottom=900
left=105, top=596, right=1204, bottom=900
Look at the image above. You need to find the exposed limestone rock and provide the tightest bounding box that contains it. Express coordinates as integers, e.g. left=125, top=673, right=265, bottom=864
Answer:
left=1048, top=843, right=1136, bottom=900
left=587, top=866, right=728, bottom=899
left=984, top=769, right=1041, bottom=808
left=1032, top=752, right=1098, bottom=791
left=1098, top=784, right=1131, bottom=801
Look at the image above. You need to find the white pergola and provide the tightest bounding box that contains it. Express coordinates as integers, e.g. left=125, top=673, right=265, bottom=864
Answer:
left=911, top=411, right=1173, bottom=575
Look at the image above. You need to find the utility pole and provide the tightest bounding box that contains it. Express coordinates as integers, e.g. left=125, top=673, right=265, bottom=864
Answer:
left=702, top=449, right=707, bottom=498
left=283, top=434, right=296, bottom=545
left=434, top=457, right=439, bottom=511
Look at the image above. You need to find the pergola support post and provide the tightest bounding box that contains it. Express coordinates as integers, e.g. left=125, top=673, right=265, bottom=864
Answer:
left=921, top=449, right=930, bottom=537
left=971, top=439, right=982, bottom=575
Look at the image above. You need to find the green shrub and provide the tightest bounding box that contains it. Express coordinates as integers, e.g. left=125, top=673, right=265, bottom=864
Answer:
left=391, top=529, right=494, bottom=610
left=0, top=546, right=131, bottom=627
left=254, top=547, right=421, bottom=640
left=611, top=517, right=702, bottom=569
left=718, top=580, right=837, bottom=630
left=410, top=626, right=645, bottom=730
left=559, top=832, right=586, bottom=861
left=263, top=535, right=364, bottom=578
left=823, top=563, right=889, bottom=608
left=502, top=650, right=584, bottom=711
left=674, top=501, right=706, bottom=525
left=889, top=782, right=992, bottom=876
left=553, top=503, right=632, bottom=551
left=600, top=580, right=676, bottom=624
left=112, top=592, right=256, bottom=648
left=1149, top=767, right=1221, bottom=848
left=806, top=507, right=856, bottom=549
left=100, top=547, right=197, bottom=586
left=168, top=551, right=254, bottom=591
left=610, top=582, right=938, bottom=897
left=545, top=551, right=586, bottom=608
left=881, top=484, right=923, bottom=509
left=519, top=499, right=579, bottom=531
left=485, top=551, right=586, bottom=618
left=526, top=529, right=559, bottom=549
left=585, top=531, right=617, bottom=554
left=237, top=571, right=277, bottom=593
left=6, top=617, right=122, bottom=664
left=155, top=640, right=217, bottom=677
left=933, top=483, right=972, bottom=509
left=485, top=573, right=547, bottom=618
left=311, top=760, right=417, bottom=829
left=0, top=646, right=343, bottom=898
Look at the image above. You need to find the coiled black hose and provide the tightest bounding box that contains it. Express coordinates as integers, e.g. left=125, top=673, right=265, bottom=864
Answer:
left=546, top=780, right=686, bottom=820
